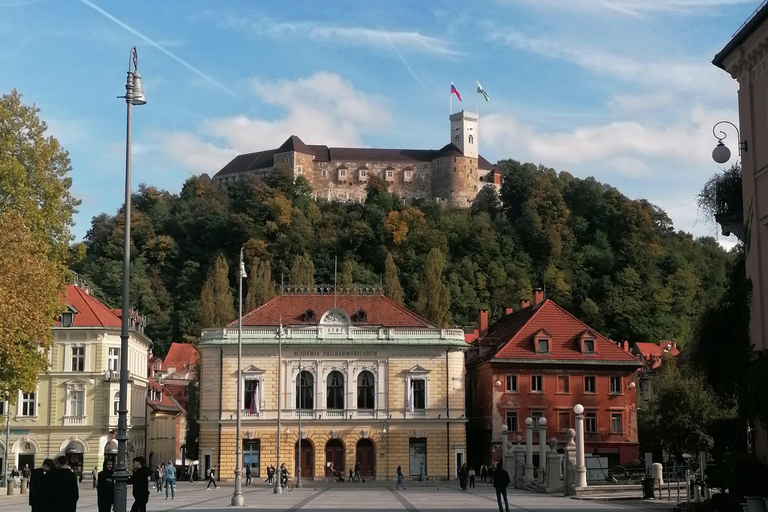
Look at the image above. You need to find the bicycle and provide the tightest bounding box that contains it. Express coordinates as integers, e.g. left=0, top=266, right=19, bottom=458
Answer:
left=282, top=479, right=293, bottom=492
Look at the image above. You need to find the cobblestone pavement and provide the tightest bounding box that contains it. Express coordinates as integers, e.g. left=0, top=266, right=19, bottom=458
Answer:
left=0, top=480, right=677, bottom=511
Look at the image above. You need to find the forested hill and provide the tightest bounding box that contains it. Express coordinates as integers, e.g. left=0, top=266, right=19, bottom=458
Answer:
left=71, top=160, right=732, bottom=356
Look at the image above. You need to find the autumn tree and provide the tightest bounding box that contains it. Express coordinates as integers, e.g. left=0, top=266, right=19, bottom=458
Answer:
left=199, top=255, right=234, bottom=327
left=417, top=248, right=451, bottom=327
left=290, top=253, right=315, bottom=287
left=383, top=253, right=404, bottom=305
left=245, top=258, right=276, bottom=311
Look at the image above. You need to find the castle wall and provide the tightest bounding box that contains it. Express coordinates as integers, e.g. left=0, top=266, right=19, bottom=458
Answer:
left=311, top=161, right=434, bottom=202
left=431, top=156, right=479, bottom=208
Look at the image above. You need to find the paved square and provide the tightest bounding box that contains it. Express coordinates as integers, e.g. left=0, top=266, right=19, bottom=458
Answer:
left=0, top=481, right=675, bottom=511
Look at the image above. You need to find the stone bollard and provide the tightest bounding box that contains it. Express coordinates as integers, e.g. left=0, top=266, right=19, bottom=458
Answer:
left=651, top=463, right=664, bottom=486
left=563, top=428, right=577, bottom=496
left=514, top=435, right=525, bottom=489
left=546, top=438, right=561, bottom=492
left=524, top=417, right=535, bottom=484
left=20, top=477, right=27, bottom=495
left=538, top=417, right=548, bottom=483
left=573, top=404, right=587, bottom=488
left=6, top=480, right=12, bottom=496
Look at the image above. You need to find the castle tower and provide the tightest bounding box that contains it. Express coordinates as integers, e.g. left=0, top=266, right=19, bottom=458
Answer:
left=450, top=110, right=478, bottom=158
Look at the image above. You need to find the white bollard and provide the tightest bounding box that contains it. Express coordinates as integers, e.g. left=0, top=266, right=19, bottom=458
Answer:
left=538, top=417, right=548, bottom=482
left=573, top=404, right=587, bottom=488
left=546, top=438, right=561, bottom=492
left=524, top=417, right=535, bottom=483
left=651, top=462, right=663, bottom=486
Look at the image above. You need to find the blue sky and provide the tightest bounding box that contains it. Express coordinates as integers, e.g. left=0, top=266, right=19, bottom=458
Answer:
left=0, top=0, right=758, bottom=243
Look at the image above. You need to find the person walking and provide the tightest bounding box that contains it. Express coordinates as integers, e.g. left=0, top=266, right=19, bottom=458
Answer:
left=11, top=466, right=19, bottom=487
left=206, top=466, right=218, bottom=490
left=469, top=467, right=476, bottom=488
left=459, top=463, right=468, bottom=490
left=245, top=464, right=252, bottom=486
left=29, top=458, right=54, bottom=512
left=396, top=466, right=406, bottom=490
left=50, top=456, right=79, bottom=512
left=419, top=463, right=426, bottom=482
left=160, top=463, right=167, bottom=494
left=92, top=466, right=99, bottom=489
left=353, top=462, right=361, bottom=483
left=22, top=464, right=31, bottom=481
left=480, top=464, right=487, bottom=483
left=493, top=461, right=511, bottom=512
left=128, top=456, right=152, bottom=512
left=188, top=464, right=194, bottom=484
left=164, top=461, right=176, bottom=500
left=97, top=459, right=115, bottom=512
left=154, top=466, right=161, bottom=493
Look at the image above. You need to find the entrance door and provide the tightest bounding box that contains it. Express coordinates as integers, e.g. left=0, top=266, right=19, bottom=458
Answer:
left=18, top=454, right=34, bottom=471
left=356, top=439, right=375, bottom=478
left=408, top=438, right=426, bottom=477
left=243, top=440, right=260, bottom=477
left=456, top=452, right=463, bottom=478
left=325, top=439, right=344, bottom=477
left=295, top=439, right=313, bottom=479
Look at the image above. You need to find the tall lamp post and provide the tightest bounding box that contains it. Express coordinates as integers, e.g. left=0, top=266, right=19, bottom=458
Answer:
left=114, top=45, right=146, bottom=512
left=296, top=356, right=302, bottom=488
left=232, top=249, right=247, bottom=506
left=274, top=321, right=282, bottom=494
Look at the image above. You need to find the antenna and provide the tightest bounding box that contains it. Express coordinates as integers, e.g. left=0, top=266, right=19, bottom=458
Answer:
left=334, top=256, right=338, bottom=308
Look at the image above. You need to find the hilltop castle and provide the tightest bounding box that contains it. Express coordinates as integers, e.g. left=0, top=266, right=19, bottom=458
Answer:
left=212, top=111, right=502, bottom=207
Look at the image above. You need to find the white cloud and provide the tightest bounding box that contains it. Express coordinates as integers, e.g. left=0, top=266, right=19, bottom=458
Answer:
left=608, top=91, right=677, bottom=112
left=506, top=0, right=754, bottom=16
left=157, top=72, right=392, bottom=173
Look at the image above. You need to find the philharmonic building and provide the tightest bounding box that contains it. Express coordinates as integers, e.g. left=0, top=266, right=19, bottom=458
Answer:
left=197, top=291, right=468, bottom=481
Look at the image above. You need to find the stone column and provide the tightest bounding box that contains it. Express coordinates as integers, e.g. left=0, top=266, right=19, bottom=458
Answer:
left=546, top=438, right=561, bottom=492
left=513, top=435, right=525, bottom=489
left=524, top=417, right=534, bottom=483
left=573, top=404, right=587, bottom=488
left=563, top=429, right=577, bottom=496
left=538, top=417, right=548, bottom=482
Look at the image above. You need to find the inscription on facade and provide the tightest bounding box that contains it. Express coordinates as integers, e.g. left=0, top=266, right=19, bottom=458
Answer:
left=293, top=350, right=378, bottom=357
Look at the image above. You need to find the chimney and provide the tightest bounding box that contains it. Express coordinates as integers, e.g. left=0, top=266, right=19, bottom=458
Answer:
left=623, top=341, right=629, bottom=352
left=504, top=305, right=514, bottom=315
left=478, top=309, right=489, bottom=338
left=520, top=299, right=530, bottom=309
left=671, top=339, right=677, bottom=350
left=533, top=288, right=545, bottom=307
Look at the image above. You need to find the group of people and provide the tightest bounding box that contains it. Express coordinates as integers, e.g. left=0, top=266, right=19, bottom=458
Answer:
left=152, top=461, right=177, bottom=500
left=263, top=463, right=289, bottom=487
left=10, top=464, right=32, bottom=488
left=457, top=463, right=476, bottom=490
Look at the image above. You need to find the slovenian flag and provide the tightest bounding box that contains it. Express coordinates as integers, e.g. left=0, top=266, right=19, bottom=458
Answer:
left=451, top=82, right=462, bottom=101
left=477, top=81, right=490, bottom=102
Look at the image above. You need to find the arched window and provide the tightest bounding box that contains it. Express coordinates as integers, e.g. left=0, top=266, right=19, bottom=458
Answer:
left=326, top=371, right=344, bottom=410
left=113, top=392, right=120, bottom=416
left=296, top=371, right=314, bottom=410
left=468, top=134, right=474, bottom=144
left=454, top=135, right=460, bottom=145
left=357, top=371, right=375, bottom=410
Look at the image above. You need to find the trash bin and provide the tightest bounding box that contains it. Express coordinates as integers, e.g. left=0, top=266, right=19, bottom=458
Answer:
left=642, top=477, right=656, bottom=500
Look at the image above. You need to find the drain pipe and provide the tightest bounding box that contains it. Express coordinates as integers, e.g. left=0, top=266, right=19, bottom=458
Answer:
left=446, top=349, right=450, bottom=481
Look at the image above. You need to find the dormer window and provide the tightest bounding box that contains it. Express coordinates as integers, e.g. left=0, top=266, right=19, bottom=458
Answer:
left=60, top=305, right=79, bottom=328
left=533, top=329, right=551, bottom=354
left=537, top=339, right=549, bottom=352
left=358, top=168, right=367, bottom=181
left=579, top=330, right=598, bottom=354
left=584, top=339, right=594, bottom=353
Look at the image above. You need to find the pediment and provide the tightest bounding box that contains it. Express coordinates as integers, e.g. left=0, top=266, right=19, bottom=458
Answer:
left=407, top=365, right=431, bottom=374
left=319, top=309, right=351, bottom=326
left=243, top=365, right=265, bottom=374
left=578, top=329, right=598, bottom=339
left=532, top=328, right=552, bottom=338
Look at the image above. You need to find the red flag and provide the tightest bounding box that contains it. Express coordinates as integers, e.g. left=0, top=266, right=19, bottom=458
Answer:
left=451, top=82, right=462, bottom=101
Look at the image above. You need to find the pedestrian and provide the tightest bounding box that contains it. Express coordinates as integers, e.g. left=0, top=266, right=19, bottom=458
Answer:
left=206, top=466, right=218, bottom=490
left=154, top=466, right=161, bottom=493
left=160, top=463, right=166, bottom=493
left=188, top=464, right=194, bottom=484
left=265, top=465, right=273, bottom=484
left=480, top=464, right=487, bottom=483
left=22, top=464, right=31, bottom=480
left=347, top=468, right=353, bottom=482
left=469, top=466, right=476, bottom=488
left=280, top=463, right=289, bottom=488
left=488, top=464, right=495, bottom=485
left=128, top=456, right=151, bottom=512
left=493, top=461, right=511, bottom=512
left=354, top=462, right=361, bottom=482
left=11, top=466, right=19, bottom=487
left=245, top=464, right=252, bottom=486
left=50, top=455, right=79, bottom=512
left=459, top=463, right=468, bottom=490
left=419, top=463, right=426, bottom=482
left=396, top=465, right=406, bottom=490
left=29, top=458, right=54, bottom=512
left=92, top=466, right=99, bottom=489
left=164, top=461, right=176, bottom=500
left=97, top=459, right=115, bottom=512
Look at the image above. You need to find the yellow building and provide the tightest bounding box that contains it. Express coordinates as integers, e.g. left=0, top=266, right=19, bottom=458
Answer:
left=198, top=292, right=468, bottom=481
left=1, top=282, right=150, bottom=477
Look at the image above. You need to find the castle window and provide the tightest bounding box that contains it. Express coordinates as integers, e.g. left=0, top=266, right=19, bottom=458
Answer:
left=358, top=169, right=367, bottom=181
left=404, top=171, right=413, bottom=182
left=322, top=169, right=327, bottom=178
left=453, top=157, right=456, bottom=162
left=455, top=135, right=460, bottom=145
left=296, top=166, right=303, bottom=175
left=469, top=134, right=474, bottom=144
left=453, top=167, right=456, bottom=173
left=385, top=169, right=394, bottom=182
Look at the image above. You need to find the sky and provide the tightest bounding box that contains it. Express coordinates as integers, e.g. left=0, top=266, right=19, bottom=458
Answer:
left=0, top=0, right=759, bottom=244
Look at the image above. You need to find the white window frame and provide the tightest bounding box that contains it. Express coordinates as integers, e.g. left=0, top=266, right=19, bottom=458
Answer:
left=610, top=376, right=622, bottom=394
left=585, top=412, right=598, bottom=433
left=359, top=169, right=367, bottom=178
left=322, top=169, right=327, bottom=178
left=296, top=165, right=303, bottom=175
left=338, top=169, right=346, bottom=178
left=505, top=374, right=517, bottom=392
left=405, top=171, right=412, bottom=180
left=530, top=375, right=543, bottom=393
left=71, top=345, right=85, bottom=372
left=584, top=375, right=597, bottom=394
left=386, top=170, right=393, bottom=178
left=405, top=369, right=430, bottom=413
left=241, top=373, right=264, bottom=414
left=18, top=389, right=37, bottom=417
left=610, top=413, right=623, bottom=433
left=108, top=347, right=119, bottom=372
left=505, top=411, right=518, bottom=432
left=113, top=391, right=120, bottom=416
left=67, top=384, right=85, bottom=417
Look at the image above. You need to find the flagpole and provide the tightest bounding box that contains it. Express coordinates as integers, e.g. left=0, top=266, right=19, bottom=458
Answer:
left=449, top=79, right=452, bottom=117
left=475, top=78, right=478, bottom=117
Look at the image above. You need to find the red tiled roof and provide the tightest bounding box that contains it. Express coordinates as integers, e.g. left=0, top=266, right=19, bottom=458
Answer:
left=633, top=342, right=680, bottom=369
left=465, top=331, right=479, bottom=344
left=482, top=300, right=638, bottom=363
left=162, top=343, right=199, bottom=373
left=234, top=294, right=434, bottom=328
left=61, top=285, right=121, bottom=328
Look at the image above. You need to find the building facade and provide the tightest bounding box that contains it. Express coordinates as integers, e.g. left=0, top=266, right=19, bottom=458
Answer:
left=1, top=283, right=150, bottom=477
left=197, top=292, right=468, bottom=481
left=211, top=111, right=500, bottom=207
left=713, top=4, right=768, bottom=460
left=631, top=341, right=680, bottom=402
left=466, top=292, right=641, bottom=470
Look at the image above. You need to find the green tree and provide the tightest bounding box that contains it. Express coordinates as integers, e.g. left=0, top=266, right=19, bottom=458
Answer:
left=290, top=253, right=315, bottom=287
left=341, top=259, right=354, bottom=289
left=245, top=257, right=276, bottom=311
left=417, top=248, right=451, bottom=327
left=199, top=255, right=234, bottom=327
left=383, top=252, right=404, bottom=305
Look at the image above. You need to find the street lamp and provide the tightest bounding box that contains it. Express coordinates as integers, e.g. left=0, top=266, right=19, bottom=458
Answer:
left=114, top=45, right=147, bottom=512
left=711, top=121, right=747, bottom=164
left=232, top=249, right=247, bottom=507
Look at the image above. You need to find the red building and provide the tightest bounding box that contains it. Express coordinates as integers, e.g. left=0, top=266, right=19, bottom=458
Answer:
left=466, top=292, right=642, bottom=469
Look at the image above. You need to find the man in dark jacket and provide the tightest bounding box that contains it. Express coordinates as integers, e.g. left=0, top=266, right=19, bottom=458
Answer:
left=97, top=459, right=115, bottom=512
left=50, top=456, right=79, bottom=512
left=493, top=462, right=511, bottom=512
left=128, top=456, right=152, bottom=512
left=29, top=458, right=54, bottom=512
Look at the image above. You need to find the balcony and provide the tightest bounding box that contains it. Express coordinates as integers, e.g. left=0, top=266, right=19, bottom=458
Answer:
left=63, top=415, right=87, bottom=426
left=102, top=415, right=146, bottom=428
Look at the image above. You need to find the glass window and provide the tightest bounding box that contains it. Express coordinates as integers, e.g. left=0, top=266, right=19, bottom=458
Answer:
left=558, top=411, right=570, bottom=431
left=583, top=339, right=595, bottom=353
left=113, top=392, right=120, bottom=415
left=360, top=169, right=367, bottom=177
left=405, top=171, right=412, bottom=179
left=20, top=392, right=35, bottom=417
left=585, top=412, right=597, bottom=433
left=531, top=375, right=543, bottom=392
left=584, top=376, right=596, bottom=393
left=411, top=379, right=426, bottom=410
left=322, top=169, right=327, bottom=178
left=357, top=371, right=375, bottom=410
left=243, top=440, right=260, bottom=477
left=0, top=400, right=4, bottom=416
left=326, top=371, right=344, bottom=410
left=505, top=411, right=518, bottom=432
left=71, top=346, right=84, bottom=372
left=611, top=413, right=623, bottom=433
left=610, top=376, right=622, bottom=394
left=296, top=166, right=303, bottom=175
left=537, top=339, right=549, bottom=352
left=69, top=389, right=84, bottom=417
left=296, top=371, right=314, bottom=410
left=387, top=170, right=393, bottom=178
left=505, top=375, right=517, bottom=392
left=557, top=375, right=570, bottom=393
left=244, top=379, right=259, bottom=411
left=108, top=347, right=119, bottom=372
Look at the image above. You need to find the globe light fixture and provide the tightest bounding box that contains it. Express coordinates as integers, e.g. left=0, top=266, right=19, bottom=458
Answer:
left=711, top=121, right=746, bottom=164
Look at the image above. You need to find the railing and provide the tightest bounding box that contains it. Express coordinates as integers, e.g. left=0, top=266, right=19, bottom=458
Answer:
left=64, top=416, right=86, bottom=425
left=324, top=410, right=346, bottom=419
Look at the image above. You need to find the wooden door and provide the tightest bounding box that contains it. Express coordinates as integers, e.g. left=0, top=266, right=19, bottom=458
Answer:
left=325, top=439, right=344, bottom=476
left=295, top=439, right=314, bottom=479
left=356, top=439, right=375, bottom=478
